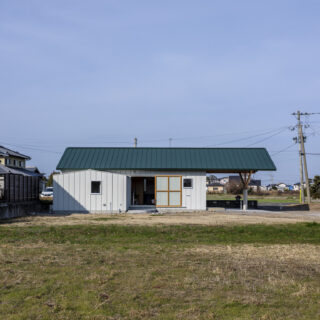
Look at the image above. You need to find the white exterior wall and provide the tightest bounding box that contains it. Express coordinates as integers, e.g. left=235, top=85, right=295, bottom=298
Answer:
left=53, top=170, right=127, bottom=213
left=53, top=169, right=206, bottom=212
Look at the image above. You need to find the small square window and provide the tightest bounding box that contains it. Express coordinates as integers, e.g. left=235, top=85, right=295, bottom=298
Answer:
left=91, top=181, right=101, bottom=194
left=183, top=178, right=193, bottom=188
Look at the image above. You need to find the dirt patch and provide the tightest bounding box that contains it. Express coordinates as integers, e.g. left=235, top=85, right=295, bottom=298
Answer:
left=1, top=210, right=320, bottom=227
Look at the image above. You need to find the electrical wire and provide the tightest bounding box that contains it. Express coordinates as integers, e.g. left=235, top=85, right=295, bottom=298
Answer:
left=0, top=142, right=61, bottom=154
left=205, top=127, right=289, bottom=147
left=245, top=128, right=288, bottom=147
left=271, top=143, right=296, bottom=156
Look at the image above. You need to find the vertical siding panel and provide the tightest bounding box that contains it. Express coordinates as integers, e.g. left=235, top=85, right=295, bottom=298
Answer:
left=74, top=171, right=80, bottom=211
left=110, top=173, right=114, bottom=212
left=97, top=171, right=102, bottom=211
left=123, top=175, right=127, bottom=212
left=63, top=173, right=67, bottom=211
left=101, top=172, right=107, bottom=212
left=78, top=171, right=84, bottom=211
left=58, top=175, right=63, bottom=210
left=53, top=176, right=57, bottom=211
left=71, top=173, right=75, bottom=211
left=86, top=171, right=91, bottom=212
left=91, top=171, right=96, bottom=212
left=112, top=174, right=117, bottom=212
left=82, top=171, right=87, bottom=211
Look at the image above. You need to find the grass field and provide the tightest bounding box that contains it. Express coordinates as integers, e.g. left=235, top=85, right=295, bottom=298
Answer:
left=206, top=193, right=301, bottom=203
left=1, top=222, right=320, bottom=319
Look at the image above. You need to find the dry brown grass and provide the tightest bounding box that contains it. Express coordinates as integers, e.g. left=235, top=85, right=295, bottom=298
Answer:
left=2, top=210, right=320, bottom=228
left=1, top=239, right=320, bottom=319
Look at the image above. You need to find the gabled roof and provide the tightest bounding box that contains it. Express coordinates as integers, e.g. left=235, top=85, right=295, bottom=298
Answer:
left=26, top=166, right=42, bottom=174
left=56, top=147, right=276, bottom=172
left=0, top=146, right=30, bottom=160
left=0, top=164, right=41, bottom=176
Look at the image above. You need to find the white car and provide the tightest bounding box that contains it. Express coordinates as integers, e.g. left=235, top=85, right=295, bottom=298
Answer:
left=40, top=187, right=53, bottom=198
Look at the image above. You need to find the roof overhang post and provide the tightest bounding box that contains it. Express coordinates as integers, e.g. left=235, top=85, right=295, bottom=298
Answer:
left=239, top=171, right=253, bottom=211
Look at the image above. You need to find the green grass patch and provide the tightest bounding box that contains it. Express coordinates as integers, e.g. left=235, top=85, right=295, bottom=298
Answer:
left=1, top=223, right=320, bottom=319
left=1, top=222, right=320, bottom=246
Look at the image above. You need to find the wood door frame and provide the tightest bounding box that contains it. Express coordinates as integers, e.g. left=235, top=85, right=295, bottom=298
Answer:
left=155, top=175, right=182, bottom=207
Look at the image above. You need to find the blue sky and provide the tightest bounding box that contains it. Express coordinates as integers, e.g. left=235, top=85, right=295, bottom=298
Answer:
left=1, top=0, right=320, bottom=184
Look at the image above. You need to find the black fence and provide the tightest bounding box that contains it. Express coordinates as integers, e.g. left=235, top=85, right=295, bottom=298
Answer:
left=0, top=173, right=40, bottom=203
left=207, top=200, right=258, bottom=209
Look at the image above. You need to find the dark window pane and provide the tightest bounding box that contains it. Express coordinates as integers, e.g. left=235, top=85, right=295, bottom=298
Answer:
left=183, top=179, right=192, bottom=188
left=91, top=181, right=101, bottom=194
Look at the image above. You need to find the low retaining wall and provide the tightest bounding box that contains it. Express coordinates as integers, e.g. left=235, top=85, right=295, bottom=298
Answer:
left=258, top=204, right=310, bottom=211
left=0, top=201, right=50, bottom=219
left=207, top=200, right=258, bottom=209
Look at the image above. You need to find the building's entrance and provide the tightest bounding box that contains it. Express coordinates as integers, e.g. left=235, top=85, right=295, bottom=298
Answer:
left=131, top=177, right=155, bottom=206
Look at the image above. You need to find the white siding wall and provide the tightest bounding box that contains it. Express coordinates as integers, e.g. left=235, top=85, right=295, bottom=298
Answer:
left=53, top=170, right=127, bottom=213
left=53, top=169, right=206, bottom=212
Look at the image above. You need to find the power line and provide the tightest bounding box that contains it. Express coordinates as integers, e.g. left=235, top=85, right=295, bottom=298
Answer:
left=0, top=142, right=61, bottom=154
left=205, top=127, right=288, bottom=147
left=271, top=143, right=296, bottom=156
left=141, top=125, right=289, bottom=144
left=245, top=128, right=288, bottom=147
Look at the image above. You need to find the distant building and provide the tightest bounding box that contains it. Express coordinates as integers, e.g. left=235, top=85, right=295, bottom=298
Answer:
left=266, top=184, right=277, bottom=191
left=0, top=146, right=43, bottom=204
left=206, top=174, right=219, bottom=185
left=207, top=183, right=224, bottom=193
left=219, top=177, right=229, bottom=185
left=228, top=175, right=262, bottom=191
left=293, top=183, right=301, bottom=191
left=0, top=145, right=30, bottom=168
left=277, top=183, right=289, bottom=191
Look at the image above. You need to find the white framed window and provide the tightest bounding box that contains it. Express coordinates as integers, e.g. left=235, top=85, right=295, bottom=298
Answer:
left=91, top=181, right=101, bottom=194
left=183, top=178, right=193, bottom=188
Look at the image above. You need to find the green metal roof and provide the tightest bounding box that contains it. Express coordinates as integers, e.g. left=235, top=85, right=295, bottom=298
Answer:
left=56, top=147, right=276, bottom=172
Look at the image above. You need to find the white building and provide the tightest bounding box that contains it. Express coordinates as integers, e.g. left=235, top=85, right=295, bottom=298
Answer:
left=53, top=147, right=276, bottom=213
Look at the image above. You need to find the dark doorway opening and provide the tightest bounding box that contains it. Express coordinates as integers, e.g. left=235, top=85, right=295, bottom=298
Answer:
left=131, top=177, right=155, bottom=206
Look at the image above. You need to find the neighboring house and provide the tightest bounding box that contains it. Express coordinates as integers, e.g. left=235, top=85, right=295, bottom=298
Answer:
left=0, top=145, right=30, bottom=168
left=266, top=184, right=277, bottom=191
left=276, top=183, right=288, bottom=192
left=0, top=146, right=43, bottom=203
left=206, top=174, right=219, bottom=185
left=293, top=183, right=301, bottom=191
left=228, top=175, right=262, bottom=191
left=53, top=147, right=276, bottom=213
left=26, top=166, right=46, bottom=191
left=207, top=183, right=224, bottom=193
left=219, top=177, right=229, bottom=185
left=293, top=180, right=313, bottom=191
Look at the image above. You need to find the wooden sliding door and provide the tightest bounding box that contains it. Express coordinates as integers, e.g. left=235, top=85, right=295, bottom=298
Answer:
left=155, top=176, right=182, bottom=207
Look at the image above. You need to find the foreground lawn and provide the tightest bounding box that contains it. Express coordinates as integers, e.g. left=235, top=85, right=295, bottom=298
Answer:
left=1, top=223, right=320, bottom=319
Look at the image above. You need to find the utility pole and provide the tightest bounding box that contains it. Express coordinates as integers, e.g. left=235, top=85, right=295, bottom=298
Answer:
left=134, top=137, right=137, bottom=148
left=292, top=111, right=311, bottom=204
